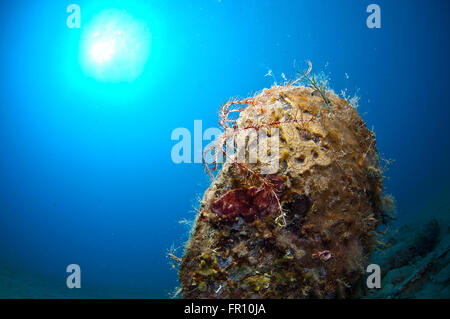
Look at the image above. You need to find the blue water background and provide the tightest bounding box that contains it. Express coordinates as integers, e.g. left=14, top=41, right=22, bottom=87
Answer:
left=0, top=0, right=449, bottom=297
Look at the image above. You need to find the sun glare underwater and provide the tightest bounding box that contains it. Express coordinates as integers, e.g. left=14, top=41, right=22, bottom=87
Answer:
left=79, top=9, right=151, bottom=83
left=0, top=0, right=449, bottom=299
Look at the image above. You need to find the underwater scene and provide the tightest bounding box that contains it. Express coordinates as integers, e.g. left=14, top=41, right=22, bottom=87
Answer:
left=0, top=0, right=449, bottom=300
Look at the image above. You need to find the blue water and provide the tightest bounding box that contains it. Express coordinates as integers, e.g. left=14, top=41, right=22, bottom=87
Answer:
left=0, top=0, right=449, bottom=298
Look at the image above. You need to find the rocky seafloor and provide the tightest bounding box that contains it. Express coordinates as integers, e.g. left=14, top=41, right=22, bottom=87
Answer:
left=367, top=207, right=450, bottom=298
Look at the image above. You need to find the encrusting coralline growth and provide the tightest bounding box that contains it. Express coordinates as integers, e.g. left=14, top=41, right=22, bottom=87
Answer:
left=177, top=65, right=391, bottom=298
